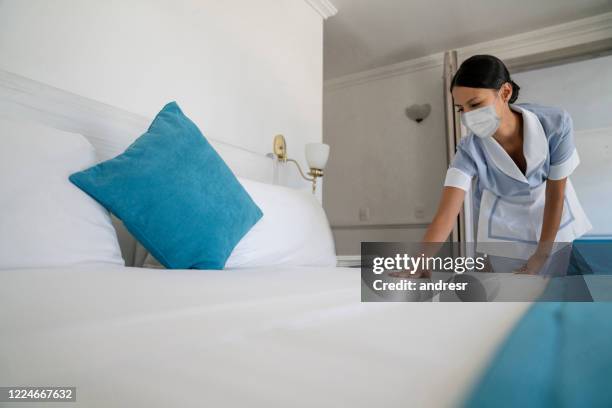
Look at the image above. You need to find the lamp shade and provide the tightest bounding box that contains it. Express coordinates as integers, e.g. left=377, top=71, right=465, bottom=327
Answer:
left=305, top=143, right=330, bottom=170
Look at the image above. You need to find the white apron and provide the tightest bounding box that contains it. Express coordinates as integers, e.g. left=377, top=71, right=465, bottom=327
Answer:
left=476, top=180, right=592, bottom=260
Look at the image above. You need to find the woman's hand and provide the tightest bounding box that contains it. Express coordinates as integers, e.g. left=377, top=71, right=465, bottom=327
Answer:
left=516, top=178, right=566, bottom=275
left=515, top=251, right=549, bottom=275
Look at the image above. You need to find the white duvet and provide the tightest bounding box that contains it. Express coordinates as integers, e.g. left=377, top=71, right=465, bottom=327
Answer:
left=0, top=265, right=529, bottom=408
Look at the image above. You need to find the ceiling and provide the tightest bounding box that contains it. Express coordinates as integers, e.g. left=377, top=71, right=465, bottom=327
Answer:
left=324, top=0, right=612, bottom=79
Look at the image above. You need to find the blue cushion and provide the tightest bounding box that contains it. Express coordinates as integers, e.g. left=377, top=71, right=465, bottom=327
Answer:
left=463, top=303, right=612, bottom=408
left=69, top=101, right=262, bottom=269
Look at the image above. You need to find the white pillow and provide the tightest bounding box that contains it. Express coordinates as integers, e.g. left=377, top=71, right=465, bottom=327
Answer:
left=0, top=118, right=124, bottom=269
left=144, top=177, right=337, bottom=269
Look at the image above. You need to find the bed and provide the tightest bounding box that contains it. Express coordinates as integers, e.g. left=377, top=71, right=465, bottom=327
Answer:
left=0, top=264, right=530, bottom=407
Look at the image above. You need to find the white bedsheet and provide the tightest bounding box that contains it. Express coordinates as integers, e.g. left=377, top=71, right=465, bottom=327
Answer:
left=0, top=265, right=529, bottom=408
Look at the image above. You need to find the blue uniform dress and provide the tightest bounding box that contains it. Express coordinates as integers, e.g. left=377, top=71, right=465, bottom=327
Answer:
left=444, top=103, right=592, bottom=260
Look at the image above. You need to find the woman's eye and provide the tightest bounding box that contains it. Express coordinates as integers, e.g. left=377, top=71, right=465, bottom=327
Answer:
left=470, top=102, right=480, bottom=108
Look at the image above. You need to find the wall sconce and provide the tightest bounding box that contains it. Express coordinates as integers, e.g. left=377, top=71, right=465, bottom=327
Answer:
left=405, top=103, right=431, bottom=123
left=271, top=134, right=329, bottom=194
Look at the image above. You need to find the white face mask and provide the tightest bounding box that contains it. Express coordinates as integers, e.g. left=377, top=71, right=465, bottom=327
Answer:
left=461, top=104, right=500, bottom=139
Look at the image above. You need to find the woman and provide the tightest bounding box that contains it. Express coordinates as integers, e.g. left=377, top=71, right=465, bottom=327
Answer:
left=407, top=55, right=591, bottom=276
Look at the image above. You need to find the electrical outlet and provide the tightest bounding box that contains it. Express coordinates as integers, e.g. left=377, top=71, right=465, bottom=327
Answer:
left=359, top=207, right=370, bottom=221
left=414, top=205, right=425, bottom=219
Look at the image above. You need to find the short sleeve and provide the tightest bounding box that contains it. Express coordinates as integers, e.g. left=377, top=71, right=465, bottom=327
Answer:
left=444, top=145, right=476, bottom=191
left=548, top=111, right=580, bottom=180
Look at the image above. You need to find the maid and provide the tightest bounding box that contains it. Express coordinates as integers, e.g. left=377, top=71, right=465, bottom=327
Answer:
left=425, top=55, right=591, bottom=274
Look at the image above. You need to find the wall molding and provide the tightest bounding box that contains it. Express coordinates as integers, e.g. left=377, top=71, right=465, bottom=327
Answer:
left=336, top=255, right=361, bottom=267
left=304, top=0, right=337, bottom=20
left=325, top=11, right=612, bottom=91
left=324, top=52, right=444, bottom=91
left=457, top=11, right=612, bottom=62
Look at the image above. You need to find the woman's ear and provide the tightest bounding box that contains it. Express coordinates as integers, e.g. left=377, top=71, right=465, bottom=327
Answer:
left=500, top=82, right=513, bottom=103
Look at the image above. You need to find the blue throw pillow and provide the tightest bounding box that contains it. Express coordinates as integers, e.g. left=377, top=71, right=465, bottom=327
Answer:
left=70, top=101, right=262, bottom=269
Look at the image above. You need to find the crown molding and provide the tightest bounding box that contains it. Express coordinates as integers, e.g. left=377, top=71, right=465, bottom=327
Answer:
left=457, top=11, right=612, bottom=63
left=324, top=52, right=445, bottom=91
left=304, top=0, right=337, bottom=20
left=325, top=11, right=612, bottom=92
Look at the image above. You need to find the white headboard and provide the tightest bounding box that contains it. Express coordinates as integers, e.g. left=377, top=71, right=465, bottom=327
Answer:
left=0, top=69, right=304, bottom=265
left=0, top=69, right=285, bottom=182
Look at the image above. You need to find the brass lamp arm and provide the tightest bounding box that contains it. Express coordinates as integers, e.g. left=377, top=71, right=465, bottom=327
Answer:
left=286, top=158, right=315, bottom=182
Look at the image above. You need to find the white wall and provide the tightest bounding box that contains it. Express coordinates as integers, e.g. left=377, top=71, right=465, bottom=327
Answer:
left=323, top=64, right=446, bottom=254
left=513, top=55, right=612, bottom=236
left=0, top=0, right=323, bottom=164
left=512, top=55, right=612, bottom=131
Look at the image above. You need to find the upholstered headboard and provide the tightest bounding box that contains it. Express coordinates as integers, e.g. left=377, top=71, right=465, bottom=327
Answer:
left=0, top=69, right=304, bottom=265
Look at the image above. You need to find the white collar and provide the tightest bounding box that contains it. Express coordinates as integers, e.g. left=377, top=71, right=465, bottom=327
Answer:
left=480, top=104, right=548, bottom=183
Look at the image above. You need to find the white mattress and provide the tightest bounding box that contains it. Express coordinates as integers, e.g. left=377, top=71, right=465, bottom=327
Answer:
left=0, top=264, right=530, bottom=407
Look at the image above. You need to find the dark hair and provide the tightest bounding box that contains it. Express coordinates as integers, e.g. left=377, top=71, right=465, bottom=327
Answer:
left=451, top=55, right=520, bottom=103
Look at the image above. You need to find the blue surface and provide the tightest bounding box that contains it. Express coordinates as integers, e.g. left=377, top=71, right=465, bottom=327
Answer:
left=464, top=303, right=612, bottom=408
left=568, top=239, right=612, bottom=275
left=70, top=102, right=262, bottom=269
left=464, top=240, right=612, bottom=408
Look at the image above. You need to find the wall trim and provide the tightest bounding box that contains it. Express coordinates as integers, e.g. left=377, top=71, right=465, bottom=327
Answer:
left=336, top=255, right=361, bottom=267
left=304, top=0, right=337, bottom=20
left=457, top=11, right=612, bottom=62
left=324, top=52, right=444, bottom=91
left=324, top=11, right=612, bottom=91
